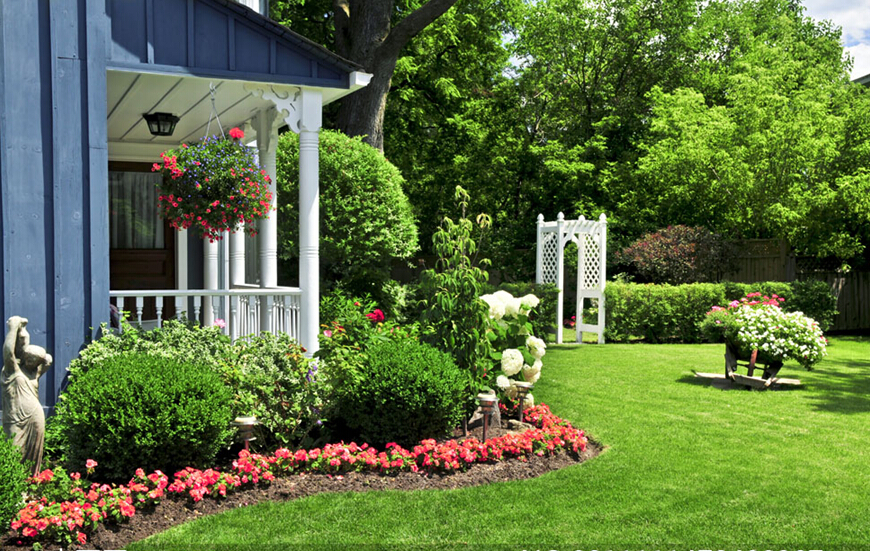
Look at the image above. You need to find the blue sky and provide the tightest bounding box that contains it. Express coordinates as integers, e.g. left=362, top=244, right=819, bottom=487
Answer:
left=802, top=0, right=870, bottom=79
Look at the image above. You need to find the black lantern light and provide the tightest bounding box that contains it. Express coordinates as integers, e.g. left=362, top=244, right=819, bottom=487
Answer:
left=143, top=112, right=180, bottom=136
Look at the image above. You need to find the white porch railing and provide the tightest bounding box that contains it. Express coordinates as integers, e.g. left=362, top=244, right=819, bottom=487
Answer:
left=109, top=287, right=302, bottom=342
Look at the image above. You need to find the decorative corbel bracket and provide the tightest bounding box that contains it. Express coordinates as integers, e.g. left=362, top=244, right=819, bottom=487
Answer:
left=245, top=83, right=302, bottom=133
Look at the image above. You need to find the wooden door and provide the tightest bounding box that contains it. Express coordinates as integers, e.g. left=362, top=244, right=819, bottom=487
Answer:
left=109, top=162, right=177, bottom=320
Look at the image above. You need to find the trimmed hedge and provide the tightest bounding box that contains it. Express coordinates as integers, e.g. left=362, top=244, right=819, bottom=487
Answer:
left=59, top=351, right=234, bottom=481
left=335, top=339, right=469, bottom=448
left=0, top=434, right=28, bottom=530
left=605, top=280, right=838, bottom=343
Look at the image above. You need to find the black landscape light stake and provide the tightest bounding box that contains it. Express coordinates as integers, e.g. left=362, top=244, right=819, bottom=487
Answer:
left=476, top=393, right=498, bottom=442
left=232, top=416, right=258, bottom=451
left=513, top=382, right=533, bottom=422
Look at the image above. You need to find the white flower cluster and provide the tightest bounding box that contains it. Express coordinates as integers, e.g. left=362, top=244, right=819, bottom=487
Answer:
left=734, top=305, right=827, bottom=368
left=481, top=290, right=545, bottom=408
left=501, top=348, right=524, bottom=376
left=480, top=291, right=539, bottom=321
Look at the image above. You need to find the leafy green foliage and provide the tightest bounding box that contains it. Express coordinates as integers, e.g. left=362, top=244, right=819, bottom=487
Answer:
left=59, top=351, right=234, bottom=481
left=605, top=280, right=839, bottom=342
left=59, top=320, right=327, bottom=457
left=317, top=290, right=421, bottom=421
left=276, top=130, right=419, bottom=300
left=419, top=187, right=492, bottom=382
left=334, top=339, right=469, bottom=447
left=0, top=434, right=28, bottom=529
left=616, top=225, right=739, bottom=284
left=228, top=333, right=325, bottom=449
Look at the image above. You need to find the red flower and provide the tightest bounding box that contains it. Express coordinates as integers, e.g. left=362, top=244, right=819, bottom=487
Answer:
left=229, top=127, right=244, bottom=139
left=365, top=309, right=385, bottom=323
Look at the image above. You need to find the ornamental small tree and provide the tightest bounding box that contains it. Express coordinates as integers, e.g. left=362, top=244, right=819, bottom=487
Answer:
left=616, top=225, right=738, bottom=284
left=419, top=186, right=492, bottom=386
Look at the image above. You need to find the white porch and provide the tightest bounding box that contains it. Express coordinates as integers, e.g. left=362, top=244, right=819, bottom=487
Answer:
left=106, top=70, right=370, bottom=351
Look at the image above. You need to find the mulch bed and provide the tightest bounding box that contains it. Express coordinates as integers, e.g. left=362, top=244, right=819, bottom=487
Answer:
left=2, top=423, right=603, bottom=551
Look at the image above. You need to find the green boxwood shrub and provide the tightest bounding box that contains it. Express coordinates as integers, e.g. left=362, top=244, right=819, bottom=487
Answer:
left=0, top=435, right=28, bottom=529
left=335, top=339, right=469, bottom=448
left=58, top=351, right=234, bottom=480
left=605, top=280, right=839, bottom=343
left=277, top=130, right=419, bottom=302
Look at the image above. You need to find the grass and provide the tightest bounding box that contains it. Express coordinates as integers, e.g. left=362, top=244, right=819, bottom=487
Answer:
left=131, top=337, right=870, bottom=551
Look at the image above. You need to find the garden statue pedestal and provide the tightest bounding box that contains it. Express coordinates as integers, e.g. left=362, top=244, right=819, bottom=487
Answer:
left=2, top=316, right=52, bottom=474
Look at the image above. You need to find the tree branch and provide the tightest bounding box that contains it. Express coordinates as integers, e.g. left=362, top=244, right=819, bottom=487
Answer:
left=378, top=0, right=459, bottom=59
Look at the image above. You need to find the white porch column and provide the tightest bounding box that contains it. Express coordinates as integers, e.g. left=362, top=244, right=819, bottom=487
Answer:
left=297, top=89, right=322, bottom=355
left=229, top=230, right=246, bottom=287
left=245, top=84, right=324, bottom=354
left=203, top=239, right=219, bottom=325
left=254, top=108, right=279, bottom=288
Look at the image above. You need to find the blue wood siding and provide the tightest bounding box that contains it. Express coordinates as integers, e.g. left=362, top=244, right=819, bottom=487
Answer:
left=106, top=0, right=357, bottom=88
left=0, top=0, right=109, bottom=410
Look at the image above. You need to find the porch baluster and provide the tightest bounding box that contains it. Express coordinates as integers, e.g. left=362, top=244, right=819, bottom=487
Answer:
left=135, top=296, right=144, bottom=328
left=155, top=296, right=164, bottom=328
left=193, top=296, right=202, bottom=325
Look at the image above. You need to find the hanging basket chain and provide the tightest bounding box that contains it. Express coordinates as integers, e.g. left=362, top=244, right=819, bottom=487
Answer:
left=204, top=82, right=225, bottom=139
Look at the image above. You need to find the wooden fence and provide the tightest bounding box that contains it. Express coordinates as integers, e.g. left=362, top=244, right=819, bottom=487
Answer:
left=726, top=239, right=870, bottom=332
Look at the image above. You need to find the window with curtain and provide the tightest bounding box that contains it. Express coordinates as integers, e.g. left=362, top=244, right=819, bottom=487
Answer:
left=109, top=171, right=164, bottom=249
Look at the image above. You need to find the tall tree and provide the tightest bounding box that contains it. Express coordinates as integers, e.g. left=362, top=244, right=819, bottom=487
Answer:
left=272, top=0, right=462, bottom=150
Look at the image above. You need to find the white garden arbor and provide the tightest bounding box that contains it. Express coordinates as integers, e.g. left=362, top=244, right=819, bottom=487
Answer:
left=536, top=213, right=608, bottom=344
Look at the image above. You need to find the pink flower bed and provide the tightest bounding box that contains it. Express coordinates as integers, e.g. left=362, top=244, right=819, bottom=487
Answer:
left=10, top=404, right=587, bottom=547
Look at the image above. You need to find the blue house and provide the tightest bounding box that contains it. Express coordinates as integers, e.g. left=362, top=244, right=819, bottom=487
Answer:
left=0, top=0, right=370, bottom=410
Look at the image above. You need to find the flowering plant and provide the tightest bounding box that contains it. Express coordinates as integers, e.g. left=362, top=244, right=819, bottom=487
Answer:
left=13, top=405, right=586, bottom=547
left=700, top=292, right=827, bottom=369
left=153, top=127, right=273, bottom=242
left=480, top=291, right=546, bottom=408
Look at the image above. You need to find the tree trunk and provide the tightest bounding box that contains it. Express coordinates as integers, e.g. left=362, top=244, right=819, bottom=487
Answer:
left=332, top=0, right=459, bottom=151
left=335, top=56, right=397, bottom=150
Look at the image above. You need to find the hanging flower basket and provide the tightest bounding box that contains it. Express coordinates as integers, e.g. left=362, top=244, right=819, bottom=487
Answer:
left=152, top=128, right=273, bottom=242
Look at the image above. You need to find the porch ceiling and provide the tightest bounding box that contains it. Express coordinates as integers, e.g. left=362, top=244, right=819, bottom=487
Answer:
left=107, top=70, right=362, bottom=162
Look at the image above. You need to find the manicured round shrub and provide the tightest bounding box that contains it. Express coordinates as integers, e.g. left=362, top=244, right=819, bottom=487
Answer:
left=0, top=435, right=28, bottom=529
left=58, top=351, right=234, bottom=481
left=276, top=130, right=419, bottom=299
left=336, top=339, right=469, bottom=448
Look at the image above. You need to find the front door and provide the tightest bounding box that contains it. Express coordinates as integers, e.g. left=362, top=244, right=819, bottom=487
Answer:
left=109, top=161, right=176, bottom=320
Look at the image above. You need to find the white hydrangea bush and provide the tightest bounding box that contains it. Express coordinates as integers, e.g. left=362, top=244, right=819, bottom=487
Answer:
left=479, top=290, right=547, bottom=409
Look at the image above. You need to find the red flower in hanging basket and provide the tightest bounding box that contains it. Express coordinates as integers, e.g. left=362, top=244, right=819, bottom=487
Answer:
left=153, top=135, right=272, bottom=242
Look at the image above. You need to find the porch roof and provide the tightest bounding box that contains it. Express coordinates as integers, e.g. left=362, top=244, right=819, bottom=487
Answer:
left=106, top=0, right=370, bottom=161
left=107, top=0, right=363, bottom=89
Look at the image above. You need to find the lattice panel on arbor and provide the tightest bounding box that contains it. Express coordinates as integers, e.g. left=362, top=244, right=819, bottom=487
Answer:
left=541, top=232, right=558, bottom=284
left=536, top=213, right=608, bottom=344
left=581, top=232, right=601, bottom=290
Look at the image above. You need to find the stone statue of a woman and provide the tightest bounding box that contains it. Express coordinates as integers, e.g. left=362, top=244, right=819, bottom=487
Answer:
left=2, top=316, right=52, bottom=474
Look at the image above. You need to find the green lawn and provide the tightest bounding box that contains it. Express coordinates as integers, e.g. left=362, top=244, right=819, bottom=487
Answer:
left=131, top=337, right=870, bottom=551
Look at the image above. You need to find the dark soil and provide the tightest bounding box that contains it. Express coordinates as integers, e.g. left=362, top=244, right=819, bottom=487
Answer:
left=2, top=424, right=603, bottom=551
